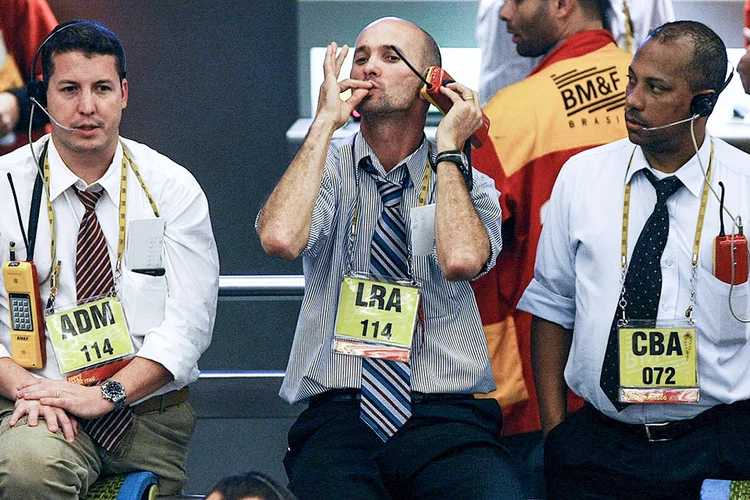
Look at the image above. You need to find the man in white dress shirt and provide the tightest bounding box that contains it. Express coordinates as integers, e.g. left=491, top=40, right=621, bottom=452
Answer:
left=520, top=21, right=750, bottom=498
left=0, top=20, right=218, bottom=498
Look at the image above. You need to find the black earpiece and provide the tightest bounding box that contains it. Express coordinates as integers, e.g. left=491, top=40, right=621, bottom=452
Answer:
left=26, top=20, right=86, bottom=108
left=689, top=93, right=716, bottom=117
left=689, top=69, right=734, bottom=117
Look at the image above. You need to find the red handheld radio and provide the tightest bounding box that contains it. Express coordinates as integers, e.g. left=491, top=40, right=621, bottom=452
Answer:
left=419, top=66, right=491, bottom=148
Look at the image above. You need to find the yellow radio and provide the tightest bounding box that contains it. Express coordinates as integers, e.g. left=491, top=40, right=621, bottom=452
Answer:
left=3, top=260, right=46, bottom=369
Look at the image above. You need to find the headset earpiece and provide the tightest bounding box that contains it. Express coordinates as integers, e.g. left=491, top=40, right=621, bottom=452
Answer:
left=27, top=80, right=47, bottom=108
left=690, top=93, right=716, bottom=117
left=27, top=20, right=87, bottom=110
left=689, top=68, right=735, bottom=118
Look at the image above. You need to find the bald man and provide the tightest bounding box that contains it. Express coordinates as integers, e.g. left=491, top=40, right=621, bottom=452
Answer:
left=257, top=17, right=523, bottom=500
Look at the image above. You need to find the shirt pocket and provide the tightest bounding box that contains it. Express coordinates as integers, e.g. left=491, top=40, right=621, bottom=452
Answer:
left=121, top=270, right=167, bottom=335
left=695, top=265, right=750, bottom=345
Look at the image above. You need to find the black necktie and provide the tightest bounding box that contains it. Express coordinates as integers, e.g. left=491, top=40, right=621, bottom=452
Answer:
left=600, top=170, right=683, bottom=410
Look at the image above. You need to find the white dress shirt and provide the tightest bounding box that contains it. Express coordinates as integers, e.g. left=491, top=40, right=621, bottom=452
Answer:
left=0, top=136, right=219, bottom=400
left=519, top=135, right=750, bottom=423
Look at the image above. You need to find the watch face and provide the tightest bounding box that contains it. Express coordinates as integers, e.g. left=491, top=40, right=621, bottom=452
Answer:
left=102, top=380, right=126, bottom=405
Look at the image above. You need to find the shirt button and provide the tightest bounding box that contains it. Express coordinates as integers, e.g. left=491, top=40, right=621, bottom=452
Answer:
left=662, top=304, right=671, bottom=312
left=665, top=259, right=674, bottom=266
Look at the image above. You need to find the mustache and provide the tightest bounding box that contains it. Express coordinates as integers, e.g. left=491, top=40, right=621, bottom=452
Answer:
left=625, top=110, right=647, bottom=127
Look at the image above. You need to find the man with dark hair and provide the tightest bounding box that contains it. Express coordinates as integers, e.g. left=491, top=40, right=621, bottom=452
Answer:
left=258, top=16, right=523, bottom=500
left=521, top=20, right=750, bottom=497
left=41, top=19, right=127, bottom=84
left=0, top=20, right=219, bottom=498
left=469, top=0, right=632, bottom=495
left=648, top=21, right=728, bottom=93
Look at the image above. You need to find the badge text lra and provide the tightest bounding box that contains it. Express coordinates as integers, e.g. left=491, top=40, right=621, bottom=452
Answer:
left=355, top=282, right=402, bottom=312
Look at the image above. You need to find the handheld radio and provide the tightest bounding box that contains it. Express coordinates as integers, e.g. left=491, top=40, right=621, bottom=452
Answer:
left=4, top=173, right=47, bottom=369
left=419, top=66, right=491, bottom=148
left=714, top=183, right=748, bottom=284
left=3, top=256, right=46, bottom=369
left=388, top=45, right=490, bottom=148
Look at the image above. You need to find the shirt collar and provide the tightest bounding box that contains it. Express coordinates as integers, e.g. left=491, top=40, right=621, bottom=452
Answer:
left=353, top=132, right=430, bottom=187
left=625, top=135, right=712, bottom=198
left=47, top=138, right=124, bottom=205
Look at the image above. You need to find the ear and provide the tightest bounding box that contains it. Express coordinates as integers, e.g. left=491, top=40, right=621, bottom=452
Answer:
left=121, top=78, right=128, bottom=110
left=553, top=0, right=576, bottom=19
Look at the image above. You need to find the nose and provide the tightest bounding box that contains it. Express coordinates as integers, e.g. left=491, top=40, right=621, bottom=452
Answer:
left=77, top=88, right=95, bottom=114
left=362, top=55, right=381, bottom=78
left=625, top=81, right=643, bottom=111
left=499, top=0, right=512, bottom=22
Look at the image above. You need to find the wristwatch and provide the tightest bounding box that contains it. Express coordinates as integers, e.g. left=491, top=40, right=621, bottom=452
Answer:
left=435, top=150, right=473, bottom=191
left=101, top=380, right=128, bottom=410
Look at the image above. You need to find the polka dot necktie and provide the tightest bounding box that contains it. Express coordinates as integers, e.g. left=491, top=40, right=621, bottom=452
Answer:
left=358, top=156, right=413, bottom=441
left=74, top=188, right=134, bottom=452
left=600, top=170, right=683, bottom=411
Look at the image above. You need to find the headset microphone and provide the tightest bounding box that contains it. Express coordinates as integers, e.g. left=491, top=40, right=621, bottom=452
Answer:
left=29, top=97, right=76, bottom=131
left=641, top=114, right=699, bottom=131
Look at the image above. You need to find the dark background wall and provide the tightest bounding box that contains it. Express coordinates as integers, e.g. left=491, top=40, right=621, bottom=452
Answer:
left=48, top=0, right=302, bottom=278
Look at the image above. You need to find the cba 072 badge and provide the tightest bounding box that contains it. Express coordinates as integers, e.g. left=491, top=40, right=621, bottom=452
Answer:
left=618, top=319, right=699, bottom=403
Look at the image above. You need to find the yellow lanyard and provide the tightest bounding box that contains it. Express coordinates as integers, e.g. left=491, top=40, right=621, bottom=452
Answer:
left=619, top=140, right=713, bottom=324
left=43, top=141, right=159, bottom=307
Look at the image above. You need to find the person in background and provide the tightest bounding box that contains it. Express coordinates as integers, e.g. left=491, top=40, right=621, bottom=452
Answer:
left=738, top=27, right=750, bottom=93
left=476, top=0, right=674, bottom=105
left=206, top=472, right=296, bottom=500
left=470, top=0, right=633, bottom=495
left=0, top=0, right=57, bottom=155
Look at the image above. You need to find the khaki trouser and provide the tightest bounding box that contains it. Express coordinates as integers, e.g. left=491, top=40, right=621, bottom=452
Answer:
left=0, top=395, right=196, bottom=499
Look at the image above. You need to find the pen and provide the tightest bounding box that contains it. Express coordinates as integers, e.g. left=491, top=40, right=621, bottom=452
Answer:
left=131, top=268, right=165, bottom=277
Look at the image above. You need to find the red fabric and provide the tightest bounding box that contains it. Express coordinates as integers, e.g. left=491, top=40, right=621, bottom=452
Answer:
left=0, top=0, right=58, bottom=155
left=472, top=30, right=630, bottom=435
left=528, top=29, right=616, bottom=77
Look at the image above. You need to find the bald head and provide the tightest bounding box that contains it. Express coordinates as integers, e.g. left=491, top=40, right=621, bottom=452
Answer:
left=357, top=17, right=441, bottom=70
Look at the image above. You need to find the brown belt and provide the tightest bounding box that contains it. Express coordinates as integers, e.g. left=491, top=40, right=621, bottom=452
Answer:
left=132, top=387, right=190, bottom=415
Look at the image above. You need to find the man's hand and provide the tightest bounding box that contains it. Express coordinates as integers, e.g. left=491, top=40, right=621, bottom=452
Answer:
left=0, top=92, right=21, bottom=137
left=9, top=398, right=79, bottom=443
left=17, top=379, right=115, bottom=420
left=315, top=42, right=373, bottom=129
left=434, top=83, right=482, bottom=152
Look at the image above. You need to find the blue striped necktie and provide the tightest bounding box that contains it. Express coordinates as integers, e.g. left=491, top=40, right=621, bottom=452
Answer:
left=600, top=170, right=683, bottom=410
left=358, top=156, right=413, bottom=441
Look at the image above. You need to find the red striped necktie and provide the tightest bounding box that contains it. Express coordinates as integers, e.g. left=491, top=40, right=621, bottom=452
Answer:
left=75, top=188, right=134, bottom=452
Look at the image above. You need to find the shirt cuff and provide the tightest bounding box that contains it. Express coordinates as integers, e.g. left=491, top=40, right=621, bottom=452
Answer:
left=517, top=278, right=576, bottom=330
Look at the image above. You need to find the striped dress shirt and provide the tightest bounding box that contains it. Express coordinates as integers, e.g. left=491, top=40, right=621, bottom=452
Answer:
left=273, top=132, right=503, bottom=404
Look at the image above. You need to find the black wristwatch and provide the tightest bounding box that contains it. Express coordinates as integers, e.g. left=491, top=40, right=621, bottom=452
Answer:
left=435, top=150, right=473, bottom=191
left=101, top=380, right=128, bottom=410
